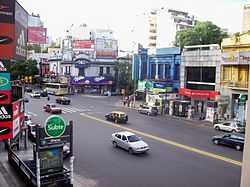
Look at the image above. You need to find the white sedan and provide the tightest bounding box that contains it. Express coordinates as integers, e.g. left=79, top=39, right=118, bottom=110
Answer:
left=111, top=131, right=149, bottom=154
left=214, top=121, right=245, bottom=133
left=30, top=91, right=41, bottom=98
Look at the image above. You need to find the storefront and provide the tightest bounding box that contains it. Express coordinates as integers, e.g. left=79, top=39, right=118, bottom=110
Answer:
left=70, top=76, right=113, bottom=94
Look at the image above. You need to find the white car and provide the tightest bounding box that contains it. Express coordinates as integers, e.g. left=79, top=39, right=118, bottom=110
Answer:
left=111, top=131, right=149, bottom=154
left=214, top=121, right=245, bottom=133
left=30, top=91, right=41, bottom=98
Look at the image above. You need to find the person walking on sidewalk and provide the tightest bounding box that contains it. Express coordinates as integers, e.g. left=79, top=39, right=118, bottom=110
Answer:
left=47, top=96, right=50, bottom=101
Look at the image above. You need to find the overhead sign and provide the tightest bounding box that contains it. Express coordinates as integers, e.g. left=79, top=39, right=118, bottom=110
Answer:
left=0, top=90, right=11, bottom=104
left=179, top=88, right=220, bottom=99
left=0, top=59, right=10, bottom=72
left=0, top=104, right=12, bottom=121
left=0, top=121, right=12, bottom=140
left=0, top=73, right=10, bottom=90
left=0, top=23, right=15, bottom=58
left=45, top=115, right=66, bottom=138
left=96, top=38, right=118, bottom=58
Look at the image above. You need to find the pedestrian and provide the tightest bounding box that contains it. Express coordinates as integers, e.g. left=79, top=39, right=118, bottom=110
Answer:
left=47, top=96, right=50, bottom=101
left=224, top=113, right=227, bottom=120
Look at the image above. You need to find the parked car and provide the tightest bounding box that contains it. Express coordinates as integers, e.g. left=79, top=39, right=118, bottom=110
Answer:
left=111, top=131, right=149, bottom=154
left=105, top=111, right=128, bottom=123
left=25, top=87, right=33, bottom=93
left=212, top=133, right=245, bottom=151
left=30, top=91, right=41, bottom=98
left=214, top=121, right=245, bottom=133
left=37, top=91, right=48, bottom=97
left=55, top=97, right=71, bottom=105
left=43, top=103, right=62, bottom=114
left=138, top=105, right=158, bottom=116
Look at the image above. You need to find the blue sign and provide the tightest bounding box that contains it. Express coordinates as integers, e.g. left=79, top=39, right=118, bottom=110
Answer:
left=0, top=73, right=10, bottom=90
left=153, top=82, right=166, bottom=89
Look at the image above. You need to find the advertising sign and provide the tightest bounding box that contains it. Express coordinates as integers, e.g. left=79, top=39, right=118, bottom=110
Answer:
left=12, top=116, right=20, bottom=138
left=71, top=76, right=113, bottom=85
left=14, top=1, right=28, bottom=61
left=96, top=38, right=118, bottom=58
left=221, top=51, right=239, bottom=64
left=0, top=23, right=14, bottom=58
left=0, top=121, right=13, bottom=140
left=0, top=104, right=12, bottom=121
left=0, top=0, right=15, bottom=24
left=0, top=59, right=10, bottom=72
left=0, top=73, right=10, bottom=90
left=179, top=88, right=219, bottom=99
left=0, top=90, right=11, bottom=104
left=137, top=80, right=153, bottom=92
left=72, top=40, right=94, bottom=51
left=28, top=26, right=47, bottom=44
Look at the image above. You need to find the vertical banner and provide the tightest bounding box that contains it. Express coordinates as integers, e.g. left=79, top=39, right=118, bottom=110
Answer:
left=14, top=1, right=28, bottom=60
left=0, top=0, right=15, bottom=58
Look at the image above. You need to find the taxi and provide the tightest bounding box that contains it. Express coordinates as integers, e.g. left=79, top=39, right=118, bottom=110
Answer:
left=105, top=111, right=128, bottom=123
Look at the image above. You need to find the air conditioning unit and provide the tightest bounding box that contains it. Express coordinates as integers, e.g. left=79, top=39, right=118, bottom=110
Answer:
left=229, top=80, right=236, bottom=87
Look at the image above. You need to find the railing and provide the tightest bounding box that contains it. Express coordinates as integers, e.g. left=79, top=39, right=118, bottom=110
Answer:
left=221, top=80, right=248, bottom=90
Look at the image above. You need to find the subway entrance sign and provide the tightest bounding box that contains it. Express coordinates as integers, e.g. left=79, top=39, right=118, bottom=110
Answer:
left=45, top=115, right=66, bottom=138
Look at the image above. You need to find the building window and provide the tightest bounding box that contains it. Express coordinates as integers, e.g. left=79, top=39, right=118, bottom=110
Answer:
left=174, top=64, right=180, bottom=80
left=165, top=65, right=171, bottom=79
left=106, top=67, right=110, bottom=74
left=79, top=68, right=85, bottom=76
left=100, top=67, right=103, bottom=76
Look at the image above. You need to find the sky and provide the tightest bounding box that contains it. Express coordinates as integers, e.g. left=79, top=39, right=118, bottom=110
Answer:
left=18, top=0, right=250, bottom=51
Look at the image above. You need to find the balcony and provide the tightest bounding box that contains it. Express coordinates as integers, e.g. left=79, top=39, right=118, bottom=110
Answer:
left=221, top=80, right=248, bottom=90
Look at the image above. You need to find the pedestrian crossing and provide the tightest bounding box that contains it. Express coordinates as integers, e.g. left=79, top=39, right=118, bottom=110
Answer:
left=61, top=106, right=92, bottom=114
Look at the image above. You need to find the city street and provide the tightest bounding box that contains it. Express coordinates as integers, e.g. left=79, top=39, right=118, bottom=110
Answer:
left=25, top=92, right=243, bottom=187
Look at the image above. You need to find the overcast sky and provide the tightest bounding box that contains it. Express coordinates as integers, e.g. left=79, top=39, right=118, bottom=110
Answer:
left=18, top=0, right=250, bottom=50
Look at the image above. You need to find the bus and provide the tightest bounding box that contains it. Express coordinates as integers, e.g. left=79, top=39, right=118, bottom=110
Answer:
left=44, top=83, right=68, bottom=96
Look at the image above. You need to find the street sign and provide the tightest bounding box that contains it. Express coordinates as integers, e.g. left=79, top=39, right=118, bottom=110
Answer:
left=44, top=115, right=66, bottom=138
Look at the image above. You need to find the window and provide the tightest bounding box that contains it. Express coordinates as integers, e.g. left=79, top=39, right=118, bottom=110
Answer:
left=174, top=64, right=180, bottom=80
left=122, top=135, right=127, bottom=141
left=165, top=64, right=171, bottom=79
left=106, top=67, right=110, bottom=74
left=100, top=67, right=103, bottom=76
left=79, top=68, right=85, bottom=76
left=116, top=134, right=121, bottom=139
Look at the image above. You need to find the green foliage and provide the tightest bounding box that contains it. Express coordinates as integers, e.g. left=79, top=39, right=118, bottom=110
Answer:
left=114, top=61, right=134, bottom=92
left=174, top=21, right=229, bottom=48
left=11, top=59, right=39, bottom=80
left=27, top=44, right=41, bottom=53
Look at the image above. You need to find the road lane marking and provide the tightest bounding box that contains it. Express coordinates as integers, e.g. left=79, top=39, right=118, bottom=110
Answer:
left=80, top=113, right=242, bottom=167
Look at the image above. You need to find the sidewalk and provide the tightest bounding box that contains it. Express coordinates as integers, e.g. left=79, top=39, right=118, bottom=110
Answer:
left=0, top=141, right=98, bottom=187
left=116, top=100, right=214, bottom=127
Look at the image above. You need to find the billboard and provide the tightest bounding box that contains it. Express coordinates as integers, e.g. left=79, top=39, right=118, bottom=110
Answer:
left=14, top=1, right=28, bottom=61
left=96, top=38, right=118, bottom=58
left=72, top=40, right=94, bottom=51
left=28, top=26, right=47, bottom=44
left=0, top=0, right=28, bottom=60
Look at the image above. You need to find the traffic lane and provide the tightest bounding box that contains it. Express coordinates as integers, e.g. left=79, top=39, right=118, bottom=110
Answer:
left=73, top=114, right=241, bottom=187
left=88, top=108, right=243, bottom=162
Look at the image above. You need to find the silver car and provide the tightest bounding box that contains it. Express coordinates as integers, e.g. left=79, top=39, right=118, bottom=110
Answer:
left=111, top=131, right=149, bottom=154
left=138, top=105, right=158, bottom=116
left=214, top=121, right=245, bottom=133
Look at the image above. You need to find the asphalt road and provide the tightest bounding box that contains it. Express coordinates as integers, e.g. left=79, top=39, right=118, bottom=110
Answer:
left=25, top=92, right=243, bottom=187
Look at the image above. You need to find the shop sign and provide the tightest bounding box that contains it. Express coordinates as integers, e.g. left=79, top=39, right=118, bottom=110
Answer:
left=137, top=80, right=153, bottom=91
left=0, top=73, right=10, bottom=90
left=179, top=88, right=219, bottom=99
left=0, top=90, right=10, bottom=104
left=215, top=95, right=229, bottom=105
left=0, top=121, right=13, bottom=140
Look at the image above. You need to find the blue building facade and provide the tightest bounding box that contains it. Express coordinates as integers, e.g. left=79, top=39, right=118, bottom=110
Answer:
left=134, top=47, right=181, bottom=93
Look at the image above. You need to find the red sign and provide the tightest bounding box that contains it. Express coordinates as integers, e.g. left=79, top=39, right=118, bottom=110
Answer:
left=0, top=121, right=13, bottom=140
left=0, top=23, right=14, bottom=58
left=0, top=90, right=11, bottom=104
left=96, top=50, right=118, bottom=58
left=72, top=40, right=94, bottom=51
left=179, top=88, right=219, bottom=99
left=28, top=27, right=47, bottom=44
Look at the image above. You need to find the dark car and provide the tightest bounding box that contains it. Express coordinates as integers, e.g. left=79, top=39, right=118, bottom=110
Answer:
left=138, top=105, right=158, bottom=116
left=38, top=91, right=48, bottom=97
left=105, top=111, right=128, bottom=123
left=55, top=97, right=71, bottom=105
left=25, top=87, right=33, bottom=93
left=212, top=133, right=244, bottom=151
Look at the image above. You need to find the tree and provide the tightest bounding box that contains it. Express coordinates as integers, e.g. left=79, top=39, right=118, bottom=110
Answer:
left=11, top=59, right=39, bottom=80
left=27, top=44, right=41, bottom=53
left=114, top=61, right=133, bottom=95
left=174, top=21, right=229, bottom=48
